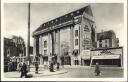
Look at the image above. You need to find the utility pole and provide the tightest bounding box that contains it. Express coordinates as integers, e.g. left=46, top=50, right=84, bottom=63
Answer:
left=27, top=3, right=30, bottom=72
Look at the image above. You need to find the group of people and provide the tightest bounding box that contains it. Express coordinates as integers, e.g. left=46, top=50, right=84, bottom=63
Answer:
left=49, top=62, right=60, bottom=72
left=8, top=61, right=17, bottom=72
left=8, top=62, right=28, bottom=78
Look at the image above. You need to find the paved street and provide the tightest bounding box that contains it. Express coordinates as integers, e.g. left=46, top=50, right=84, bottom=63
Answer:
left=4, top=65, right=123, bottom=78
left=41, top=65, right=123, bottom=78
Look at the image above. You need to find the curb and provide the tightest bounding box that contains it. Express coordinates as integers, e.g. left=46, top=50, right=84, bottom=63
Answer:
left=29, top=70, right=68, bottom=77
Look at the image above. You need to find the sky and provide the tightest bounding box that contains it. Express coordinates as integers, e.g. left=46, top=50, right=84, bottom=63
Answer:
left=3, top=3, right=124, bottom=46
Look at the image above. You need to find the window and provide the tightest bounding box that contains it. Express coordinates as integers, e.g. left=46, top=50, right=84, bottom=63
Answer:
left=44, top=41, right=47, bottom=48
left=77, top=10, right=80, bottom=14
left=71, top=13, right=73, bottom=16
left=99, top=40, right=102, bottom=42
left=75, top=39, right=78, bottom=46
left=105, top=44, right=107, bottom=47
left=75, top=30, right=78, bottom=37
left=105, top=40, right=107, bottom=43
left=84, top=25, right=90, bottom=32
left=109, top=39, right=112, bottom=47
left=44, top=50, right=47, bottom=55
left=99, top=43, right=102, bottom=48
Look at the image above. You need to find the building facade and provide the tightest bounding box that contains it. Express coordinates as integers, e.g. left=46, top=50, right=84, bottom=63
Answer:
left=4, top=36, right=26, bottom=72
left=90, top=30, right=122, bottom=67
left=96, top=30, right=119, bottom=48
left=90, top=47, right=123, bottom=67
left=33, top=5, right=96, bottom=65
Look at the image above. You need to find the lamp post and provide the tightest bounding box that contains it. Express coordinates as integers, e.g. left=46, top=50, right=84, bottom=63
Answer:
left=26, top=3, right=31, bottom=72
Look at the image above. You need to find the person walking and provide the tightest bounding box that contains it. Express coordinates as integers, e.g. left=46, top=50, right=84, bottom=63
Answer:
left=35, top=61, right=39, bottom=74
left=95, top=62, right=101, bottom=76
left=56, top=62, right=60, bottom=71
left=17, top=62, right=22, bottom=72
left=8, top=62, right=12, bottom=72
left=61, top=56, right=64, bottom=68
left=20, top=63, right=28, bottom=78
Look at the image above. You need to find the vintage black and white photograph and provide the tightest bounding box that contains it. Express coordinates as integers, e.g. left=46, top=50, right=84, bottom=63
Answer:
left=1, top=0, right=127, bottom=81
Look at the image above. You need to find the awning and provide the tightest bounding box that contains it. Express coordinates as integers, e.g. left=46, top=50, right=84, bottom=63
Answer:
left=92, top=55, right=120, bottom=59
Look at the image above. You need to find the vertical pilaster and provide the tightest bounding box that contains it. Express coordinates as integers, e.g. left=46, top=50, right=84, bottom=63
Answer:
left=40, top=36, right=43, bottom=65
left=70, top=25, right=74, bottom=54
left=33, top=37, right=36, bottom=62
left=57, top=29, right=60, bottom=63
left=70, top=25, right=74, bottom=65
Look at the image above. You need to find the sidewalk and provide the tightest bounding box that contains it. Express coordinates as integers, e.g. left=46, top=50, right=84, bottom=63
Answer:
left=4, top=67, right=68, bottom=78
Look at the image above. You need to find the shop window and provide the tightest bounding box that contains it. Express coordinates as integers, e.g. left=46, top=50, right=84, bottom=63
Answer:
left=75, top=30, right=78, bottom=37
left=75, top=39, right=78, bottom=46
left=44, top=41, right=47, bottom=48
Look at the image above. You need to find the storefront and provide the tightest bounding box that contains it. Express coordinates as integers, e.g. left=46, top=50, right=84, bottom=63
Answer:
left=73, top=50, right=80, bottom=65
left=91, top=55, right=121, bottom=66
left=90, top=47, right=123, bottom=67
left=81, top=50, right=91, bottom=66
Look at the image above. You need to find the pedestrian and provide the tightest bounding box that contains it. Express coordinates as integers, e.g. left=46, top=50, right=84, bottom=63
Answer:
left=35, top=61, right=39, bottom=74
left=56, top=62, right=60, bottom=71
left=95, top=62, right=101, bottom=76
left=61, top=56, right=64, bottom=68
left=17, top=62, right=22, bottom=72
left=8, top=62, right=12, bottom=72
left=49, top=62, right=54, bottom=72
left=20, top=63, right=28, bottom=78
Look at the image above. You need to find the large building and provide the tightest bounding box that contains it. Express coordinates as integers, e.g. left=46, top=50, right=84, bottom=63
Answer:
left=33, top=5, right=96, bottom=65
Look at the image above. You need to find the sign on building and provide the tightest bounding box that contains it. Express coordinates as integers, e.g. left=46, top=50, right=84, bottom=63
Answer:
left=81, top=50, right=90, bottom=59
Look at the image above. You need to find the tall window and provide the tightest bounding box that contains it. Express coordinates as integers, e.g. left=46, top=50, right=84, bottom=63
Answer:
left=105, top=40, right=107, bottom=43
left=75, top=39, right=78, bottom=46
left=109, top=39, right=112, bottom=47
left=99, top=40, right=102, bottom=48
left=44, top=41, right=47, bottom=48
left=75, top=30, right=78, bottom=37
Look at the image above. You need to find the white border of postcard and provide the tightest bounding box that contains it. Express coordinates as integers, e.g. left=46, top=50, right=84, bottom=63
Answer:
left=1, top=0, right=127, bottom=81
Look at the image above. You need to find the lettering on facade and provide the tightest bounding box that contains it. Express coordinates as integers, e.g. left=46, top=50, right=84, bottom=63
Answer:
left=100, top=50, right=115, bottom=55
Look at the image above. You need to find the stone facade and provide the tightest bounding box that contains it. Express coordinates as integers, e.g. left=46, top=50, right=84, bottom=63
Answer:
left=33, top=5, right=96, bottom=65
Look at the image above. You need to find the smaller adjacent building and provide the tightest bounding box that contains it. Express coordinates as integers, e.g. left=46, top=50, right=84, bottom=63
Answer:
left=90, top=47, right=123, bottom=67
left=90, top=30, right=122, bottom=67
left=96, top=30, right=119, bottom=48
left=4, top=36, right=26, bottom=72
